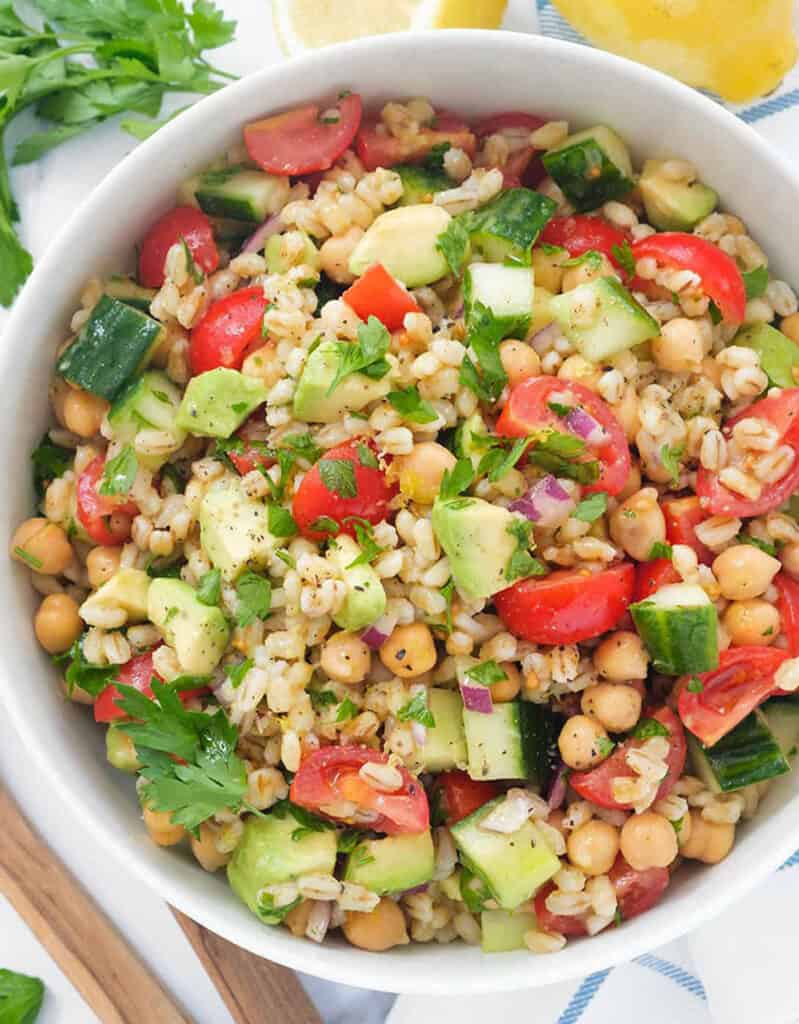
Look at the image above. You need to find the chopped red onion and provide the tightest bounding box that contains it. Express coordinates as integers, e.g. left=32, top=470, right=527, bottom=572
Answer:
left=241, top=211, right=283, bottom=254
left=410, top=721, right=428, bottom=746
left=509, top=474, right=574, bottom=527
left=565, top=405, right=608, bottom=446
left=401, top=883, right=429, bottom=896
left=529, top=322, right=562, bottom=354
left=361, top=613, right=396, bottom=649
left=547, top=763, right=568, bottom=810
left=459, top=679, right=493, bottom=714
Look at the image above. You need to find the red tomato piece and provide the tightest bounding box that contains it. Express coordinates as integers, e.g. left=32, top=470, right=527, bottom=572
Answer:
left=138, top=206, right=219, bottom=289
left=189, top=287, right=268, bottom=376
left=290, top=745, right=429, bottom=835
left=292, top=438, right=397, bottom=542
left=225, top=409, right=274, bottom=477
left=474, top=112, right=548, bottom=189
left=634, top=558, right=681, bottom=602
left=631, top=233, right=746, bottom=324
left=76, top=456, right=138, bottom=547
left=696, top=389, right=799, bottom=517
left=434, top=771, right=501, bottom=825
left=244, top=93, right=362, bottom=176
left=677, top=646, right=791, bottom=746
left=540, top=215, right=633, bottom=281
left=774, top=573, right=799, bottom=656
left=342, top=264, right=422, bottom=331
left=94, top=651, right=161, bottom=723
left=534, top=883, right=590, bottom=937
left=570, top=707, right=686, bottom=809
left=496, top=376, right=631, bottom=497
left=609, top=856, right=670, bottom=921
left=495, top=564, right=635, bottom=646
left=355, top=112, right=476, bottom=171
left=662, top=496, right=713, bottom=564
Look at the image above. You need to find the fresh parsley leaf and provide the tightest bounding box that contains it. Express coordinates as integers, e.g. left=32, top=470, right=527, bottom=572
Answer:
left=337, top=829, right=361, bottom=854
left=336, top=696, right=359, bottom=722
left=326, top=316, right=390, bottom=395
left=309, top=515, right=340, bottom=536
left=505, top=517, right=548, bottom=584
left=31, top=434, right=71, bottom=499
left=225, top=658, right=253, bottom=689
left=397, top=690, right=436, bottom=727
left=274, top=549, right=295, bottom=568
left=161, top=462, right=188, bottom=494
left=282, top=432, right=322, bottom=465
left=478, top=434, right=533, bottom=482
left=309, top=688, right=338, bottom=709
left=436, top=216, right=471, bottom=277
left=145, top=558, right=184, bottom=579
left=611, top=240, right=635, bottom=278
left=648, top=541, right=674, bottom=560
left=548, top=401, right=572, bottom=418
left=235, top=571, right=271, bottom=628
left=115, top=679, right=213, bottom=761
left=344, top=517, right=385, bottom=567
left=0, top=968, right=45, bottom=1024
left=180, top=235, right=203, bottom=284
left=742, top=265, right=769, bottom=301
left=348, top=845, right=376, bottom=869
left=357, top=442, right=378, bottom=469
left=614, top=907, right=623, bottom=927
left=196, top=568, right=221, bottom=606
left=561, top=249, right=603, bottom=270
left=527, top=430, right=600, bottom=485
left=660, top=444, right=684, bottom=482
left=272, top=799, right=336, bottom=840
left=267, top=503, right=298, bottom=538
left=687, top=676, right=704, bottom=694
left=13, top=546, right=43, bottom=570
left=387, top=386, right=438, bottom=424
left=738, top=533, right=778, bottom=557
left=574, top=492, right=608, bottom=523
left=632, top=717, right=671, bottom=740
left=439, top=457, right=474, bottom=500
left=421, top=140, right=451, bottom=173
left=98, top=445, right=138, bottom=496
left=596, top=736, right=615, bottom=758
left=256, top=891, right=301, bottom=924
left=53, top=639, right=117, bottom=698
left=460, top=300, right=508, bottom=402
left=442, top=577, right=456, bottom=634
left=540, top=243, right=567, bottom=257
left=672, top=816, right=684, bottom=835
left=708, top=299, right=722, bottom=325
left=231, top=401, right=247, bottom=413
left=465, top=660, right=507, bottom=686
left=318, top=458, right=358, bottom=498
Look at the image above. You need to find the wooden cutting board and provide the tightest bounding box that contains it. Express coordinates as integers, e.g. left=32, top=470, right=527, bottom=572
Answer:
left=0, top=784, right=321, bottom=1024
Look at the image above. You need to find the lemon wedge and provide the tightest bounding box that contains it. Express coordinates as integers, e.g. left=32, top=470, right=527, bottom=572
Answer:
left=272, top=0, right=508, bottom=56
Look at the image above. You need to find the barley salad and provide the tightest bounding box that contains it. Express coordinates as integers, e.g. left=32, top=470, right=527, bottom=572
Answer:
left=12, top=91, right=799, bottom=956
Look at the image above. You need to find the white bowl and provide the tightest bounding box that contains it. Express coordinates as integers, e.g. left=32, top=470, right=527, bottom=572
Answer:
left=2, top=29, right=798, bottom=996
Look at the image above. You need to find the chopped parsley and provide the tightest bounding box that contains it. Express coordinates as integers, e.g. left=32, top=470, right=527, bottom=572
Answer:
left=459, top=301, right=508, bottom=403
left=441, top=577, right=456, bottom=634
left=505, top=517, right=548, bottom=583
left=421, top=140, right=451, bottom=173
left=272, top=800, right=335, bottom=841
left=282, top=432, right=323, bottom=465
left=357, top=442, right=379, bottom=469
left=574, top=492, right=608, bottom=523
left=648, top=541, right=674, bottom=561
left=335, top=697, right=359, bottom=722
left=596, top=736, right=615, bottom=758
left=196, top=568, right=222, bottom=606
left=225, top=658, right=253, bottom=689
left=436, top=216, right=471, bottom=277
left=267, top=503, right=298, bottom=538
left=309, top=688, right=338, bottom=709
left=561, top=249, right=603, bottom=270
left=344, top=517, right=385, bottom=567
left=309, top=515, right=340, bottom=535
left=31, top=434, right=71, bottom=499
left=611, top=240, right=636, bottom=278
left=53, top=639, right=117, bottom=698
left=387, top=386, right=438, bottom=424
left=234, top=571, right=271, bottom=628
left=439, top=457, right=474, bottom=500
left=318, top=458, right=358, bottom=498
left=98, top=445, right=138, bottom=496
left=738, top=533, right=778, bottom=558
left=548, top=401, right=573, bottom=418
left=528, top=430, right=600, bottom=485
left=631, top=717, right=671, bottom=740
left=326, top=316, right=391, bottom=395
left=397, top=690, right=436, bottom=728
left=687, top=676, right=704, bottom=694
left=660, top=443, right=684, bottom=483
left=13, top=546, right=42, bottom=570
left=742, top=265, right=768, bottom=301
left=465, top=660, right=507, bottom=686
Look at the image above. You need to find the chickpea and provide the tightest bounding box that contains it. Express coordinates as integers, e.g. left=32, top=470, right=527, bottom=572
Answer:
left=561, top=253, right=616, bottom=293
left=342, top=897, right=409, bottom=951
left=490, top=662, right=521, bottom=703
left=722, top=598, right=781, bottom=646
left=395, top=442, right=456, bottom=506
left=593, top=631, right=649, bottom=682
left=380, top=622, right=436, bottom=678
left=581, top=682, right=643, bottom=733
left=285, top=900, right=314, bottom=938
left=609, top=487, right=666, bottom=562
left=320, top=631, right=371, bottom=684
left=620, top=811, right=679, bottom=871
left=781, top=541, right=799, bottom=581
left=679, top=810, right=735, bottom=864
left=142, top=804, right=186, bottom=847
left=781, top=312, right=799, bottom=345
left=34, top=594, right=82, bottom=654
left=617, top=461, right=642, bottom=502
left=11, top=518, right=73, bottom=575
left=318, top=226, right=364, bottom=285
left=558, top=714, right=612, bottom=771
left=532, top=246, right=565, bottom=293
left=651, top=318, right=708, bottom=374
left=713, top=544, right=781, bottom=601
left=499, top=339, right=541, bottom=388
left=557, top=354, right=601, bottom=391
left=567, top=819, right=620, bottom=876
left=190, top=823, right=231, bottom=872
left=86, top=546, right=122, bottom=589
left=62, top=387, right=109, bottom=438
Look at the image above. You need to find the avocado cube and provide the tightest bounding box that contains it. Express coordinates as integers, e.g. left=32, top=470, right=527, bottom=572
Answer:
left=176, top=368, right=268, bottom=439
left=348, top=204, right=451, bottom=287
left=736, top=322, right=799, bottom=388
left=326, top=534, right=387, bottom=632
left=199, top=477, right=277, bottom=581
left=148, top=577, right=229, bottom=675
left=344, top=831, right=435, bottom=895
left=481, top=909, right=538, bottom=952
left=431, top=496, right=519, bottom=601
left=79, top=568, right=151, bottom=625
left=292, top=339, right=391, bottom=424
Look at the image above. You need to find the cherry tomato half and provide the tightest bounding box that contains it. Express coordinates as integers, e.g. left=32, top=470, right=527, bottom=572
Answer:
left=474, top=111, right=548, bottom=189
left=292, top=438, right=397, bottom=542
left=662, top=495, right=713, bottom=564
left=570, top=707, right=686, bottom=809
left=290, top=745, right=429, bottom=835
left=226, top=409, right=274, bottom=477
left=496, top=376, right=631, bottom=497
left=495, top=564, right=635, bottom=646
left=540, top=215, right=633, bottom=281
left=631, top=233, right=746, bottom=324
left=634, top=558, right=681, bottom=602
left=244, top=93, right=363, bottom=176
left=696, top=389, right=799, bottom=517
left=356, top=112, right=476, bottom=171
left=138, top=206, right=219, bottom=289
left=609, top=856, right=670, bottom=921
left=189, top=287, right=268, bottom=376
left=677, top=646, right=791, bottom=746
left=774, top=573, right=799, bottom=657
left=434, top=771, right=501, bottom=825
left=76, top=456, right=138, bottom=547
left=94, top=651, right=161, bottom=723
left=342, top=263, right=421, bottom=331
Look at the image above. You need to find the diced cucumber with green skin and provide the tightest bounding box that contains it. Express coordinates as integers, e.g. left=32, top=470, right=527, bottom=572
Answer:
left=419, top=689, right=468, bottom=772
left=450, top=797, right=560, bottom=910
left=638, top=159, right=718, bottom=231
left=57, top=295, right=165, bottom=400
left=265, top=231, right=320, bottom=276
left=481, top=910, right=538, bottom=953
left=431, top=497, right=519, bottom=601
left=208, top=216, right=252, bottom=241
left=462, top=699, right=558, bottom=784
left=326, top=534, right=386, bottom=631
left=454, top=411, right=488, bottom=471
left=292, top=339, right=391, bottom=423
left=104, top=276, right=156, bottom=312
left=148, top=577, right=230, bottom=674
left=464, top=262, right=534, bottom=340
left=466, top=188, right=557, bottom=264
left=349, top=204, right=452, bottom=287
left=736, top=323, right=799, bottom=388
left=176, top=368, right=268, bottom=438
left=79, top=569, right=151, bottom=624
left=688, top=710, right=789, bottom=792
left=549, top=276, right=661, bottom=362
left=195, top=167, right=290, bottom=223
left=542, top=125, right=634, bottom=212
left=631, top=582, right=719, bottom=676
left=762, top=698, right=799, bottom=758
left=106, top=725, right=141, bottom=773
left=343, top=831, right=435, bottom=894
left=228, top=813, right=338, bottom=919
left=108, top=370, right=186, bottom=470
left=200, top=476, right=276, bottom=581
left=394, top=164, right=450, bottom=205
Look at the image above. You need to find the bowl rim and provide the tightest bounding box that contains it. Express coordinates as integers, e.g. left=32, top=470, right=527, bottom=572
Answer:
left=4, top=27, right=799, bottom=994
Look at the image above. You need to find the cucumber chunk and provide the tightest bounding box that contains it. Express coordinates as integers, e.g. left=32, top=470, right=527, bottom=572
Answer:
left=104, top=276, right=156, bottom=312
left=343, top=831, right=435, bottom=894
left=762, top=698, right=799, bottom=758
left=549, top=276, right=660, bottom=362
left=462, top=698, right=558, bottom=785
left=542, top=125, right=634, bottom=211
left=394, top=164, right=450, bottom=205
left=419, top=689, right=468, bottom=772
left=57, top=295, right=165, bottom=400
left=688, top=709, right=789, bottom=792
left=736, top=323, right=799, bottom=389
left=481, top=909, right=538, bottom=953
left=639, top=159, right=718, bottom=231
left=467, top=188, right=557, bottom=264
left=631, top=582, right=719, bottom=676
left=108, top=370, right=186, bottom=470
left=464, top=262, right=534, bottom=340
left=195, top=166, right=289, bottom=223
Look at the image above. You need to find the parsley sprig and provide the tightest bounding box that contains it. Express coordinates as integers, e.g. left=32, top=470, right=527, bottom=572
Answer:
left=326, top=316, right=391, bottom=395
